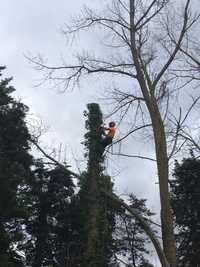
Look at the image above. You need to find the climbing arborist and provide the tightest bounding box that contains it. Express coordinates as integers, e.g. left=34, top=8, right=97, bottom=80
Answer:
left=101, top=121, right=116, bottom=149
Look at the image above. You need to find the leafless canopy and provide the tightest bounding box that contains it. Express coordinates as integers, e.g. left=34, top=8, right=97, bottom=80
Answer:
left=28, top=0, right=200, bottom=161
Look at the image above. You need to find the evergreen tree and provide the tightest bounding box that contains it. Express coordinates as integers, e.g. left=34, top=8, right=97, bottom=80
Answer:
left=78, top=103, right=115, bottom=267
left=171, top=157, right=200, bottom=267
left=0, top=66, right=33, bottom=267
left=21, top=161, right=75, bottom=267
left=47, top=165, right=75, bottom=267
left=114, top=194, right=154, bottom=267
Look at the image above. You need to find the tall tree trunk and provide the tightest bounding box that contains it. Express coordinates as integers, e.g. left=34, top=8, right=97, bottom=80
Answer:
left=149, top=99, right=177, bottom=267
left=129, top=1, right=177, bottom=265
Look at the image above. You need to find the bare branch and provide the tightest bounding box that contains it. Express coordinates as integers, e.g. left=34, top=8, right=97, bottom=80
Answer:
left=153, top=0, right=191, bottom=87
left=179, top=130, right=200, bottom=153
left=26, top=54, right=139, bottom=91
left=135, top=0, right=157, bottom=28
left=113, top=123, right=152, bottom=144
left=136, top=0, right=169, bottom=30
left=168, top=108, right=182, bottom=160
left=31, top=139, right=80, bottom=179
left=108, top=151, right=156, bottom=162
left=103, top=191, right=170, bottom=267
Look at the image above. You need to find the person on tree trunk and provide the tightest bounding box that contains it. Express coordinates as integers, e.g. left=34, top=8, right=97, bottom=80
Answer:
left=101, top=121, right=116, bottom=149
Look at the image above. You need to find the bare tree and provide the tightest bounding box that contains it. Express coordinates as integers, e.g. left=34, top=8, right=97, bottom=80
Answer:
left=27, top=1, right=200, bottom=266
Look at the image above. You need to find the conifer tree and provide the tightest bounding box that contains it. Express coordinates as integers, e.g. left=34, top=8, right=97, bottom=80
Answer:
left=0, top=66, right=33, bottom=267
left=21, top=161, right=75, bottom=267
left=78, top=103, right=115, bottom=267
left=114, top=194, right=154, bottom=267
left=171, top=157, right=200, bottom=267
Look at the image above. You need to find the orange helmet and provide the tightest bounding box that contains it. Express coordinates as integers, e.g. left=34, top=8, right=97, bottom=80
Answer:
left=109, top=121, right=116, bottom=127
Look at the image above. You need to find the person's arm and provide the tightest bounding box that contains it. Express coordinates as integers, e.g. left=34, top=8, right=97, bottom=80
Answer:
left=101, top=126, right=110, bottom=136
left=103, top=127, right=109, bottom=131
left=102, top=127, right=108, bottom=136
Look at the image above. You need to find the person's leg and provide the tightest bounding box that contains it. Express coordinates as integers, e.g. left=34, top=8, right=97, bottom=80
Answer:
left=101, top=137, right=112, bottom=149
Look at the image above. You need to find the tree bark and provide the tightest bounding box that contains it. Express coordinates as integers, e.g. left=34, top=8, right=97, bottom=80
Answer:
left=129, top=1, right=177, bottom=265
left=149, top=98, right=177, bottom=267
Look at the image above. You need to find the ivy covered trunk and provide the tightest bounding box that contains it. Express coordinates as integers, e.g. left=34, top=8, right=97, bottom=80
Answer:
left=79, top=103, right=114, bottom=267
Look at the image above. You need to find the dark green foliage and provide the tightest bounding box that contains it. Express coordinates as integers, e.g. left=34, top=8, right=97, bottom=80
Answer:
left=0, top=67, right=32, bottom=267
left=114, top=194, right=154, bottom=267
left=171, top=157, right=200, bottom=267
left=21, top=162, right=75, bottom=267
left=79, top=103, right=115, bottom=267
left=0, top=73, right=156, bottom=267
left=84, top=103, right=105, bottom=163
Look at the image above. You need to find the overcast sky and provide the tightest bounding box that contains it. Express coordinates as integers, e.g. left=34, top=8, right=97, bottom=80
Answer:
left=0, top=0, right=158, bottom=194
left=2, top=1, right=199, bottom=265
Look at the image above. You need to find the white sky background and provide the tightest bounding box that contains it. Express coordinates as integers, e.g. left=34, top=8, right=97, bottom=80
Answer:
left=1, top=1, right=199, bottom=265
left=0, top=0, right=158, bottom=203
